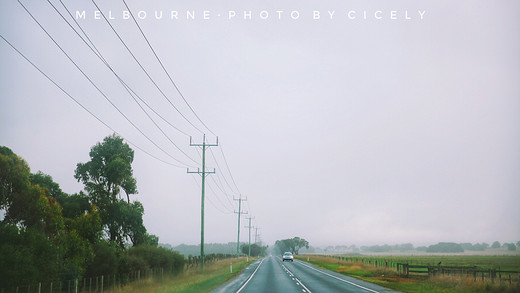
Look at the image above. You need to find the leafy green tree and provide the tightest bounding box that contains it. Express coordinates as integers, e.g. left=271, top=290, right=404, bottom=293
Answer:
left=57, top=192, right=91, bottom=219
left=460, top=243, right=474, bottom=251
left=30, top=171, right=65, bottom=199
left=240, top=243, right=265, bottom=257
left=5, top=178, right=64, bottom=239
left=473, top=243, right=488, bottom=251
left=74, top=134, right=137, bottom=204
left=275, top=237, right=309, bottom=255
left=85, top=241, right=120, bottom=277
left=142, top=233, right=159, bottom=247
left=1, top=150, right=65, bottom=239
left=426, top=242, right=464, bottom=253
left=74, top=135, right=142, bottom=247
left=0, top=146, right=30, bottom=222
left=491, top=241, right=501, bottom=249
left=0, top=222, right=60, bottom=288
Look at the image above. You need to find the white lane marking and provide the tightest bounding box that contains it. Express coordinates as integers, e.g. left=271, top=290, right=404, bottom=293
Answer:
left=281, top=262, right=313, bottom=293
left=294, top=277, right=312, bottom=293
left=236, top=258, right=265, bottom=293
left=296, top=261, right=380, bottom=293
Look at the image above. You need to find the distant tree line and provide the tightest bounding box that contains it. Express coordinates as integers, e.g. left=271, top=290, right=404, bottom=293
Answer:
left=301, top=241, right=518, bottom=254
left=0, top=135, right=184, bottom=289
left=166, top=242, right=268, bottom=258
left=167, top=242, right=243, bottom=257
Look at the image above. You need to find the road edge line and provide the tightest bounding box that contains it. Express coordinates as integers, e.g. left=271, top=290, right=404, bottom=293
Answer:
left=236, top=258, right=265, bottom=293
left=297, top=260, right=380, bottom=293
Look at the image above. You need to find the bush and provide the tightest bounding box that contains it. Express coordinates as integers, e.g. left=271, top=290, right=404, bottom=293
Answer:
left=0, top=223, right=59, bottom=287
left=85, top=241, right=120, bottom=277
left=126, top=245, right=185, bottom=274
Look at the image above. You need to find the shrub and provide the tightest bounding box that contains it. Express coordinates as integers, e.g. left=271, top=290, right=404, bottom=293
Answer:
left=85, top=241, right=120, bottom=277
left=126, top=245, right=185, bottom=274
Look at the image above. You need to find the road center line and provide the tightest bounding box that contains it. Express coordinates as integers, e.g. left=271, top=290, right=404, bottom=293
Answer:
left=236, top=258, right=265, bottom=293
left=281, top=263, right=313, bottom=293
left=297, top=261, right=380, bottom=293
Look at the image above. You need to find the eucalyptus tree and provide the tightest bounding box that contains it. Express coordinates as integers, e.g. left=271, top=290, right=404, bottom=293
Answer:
left=75, top=134, right=144, bottom=247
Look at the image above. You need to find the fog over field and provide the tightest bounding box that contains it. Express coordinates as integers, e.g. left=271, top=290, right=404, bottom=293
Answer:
left=1, top=0, right=519, bottom=248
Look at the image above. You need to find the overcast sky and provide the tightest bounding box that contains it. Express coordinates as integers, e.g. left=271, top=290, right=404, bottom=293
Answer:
left=1, top=0, right=519, bottom=248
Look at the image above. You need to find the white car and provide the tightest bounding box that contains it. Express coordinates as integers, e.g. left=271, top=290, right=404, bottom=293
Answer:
left=282, top=252, right=294, bottom=262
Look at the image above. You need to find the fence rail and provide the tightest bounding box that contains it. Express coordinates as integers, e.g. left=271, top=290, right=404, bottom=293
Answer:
left=397, top=263, right=520, bottom=284
left=322, top=255, right=520, bottom=285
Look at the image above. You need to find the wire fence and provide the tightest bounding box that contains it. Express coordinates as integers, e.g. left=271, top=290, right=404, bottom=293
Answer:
left=322, top=255, right=520, bottom=285
left=1, top=254, right=236, bottom=293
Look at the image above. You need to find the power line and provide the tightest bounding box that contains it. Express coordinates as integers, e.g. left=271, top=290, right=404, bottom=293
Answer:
left=195, top=148, right=234, bottom=210
left=190, top=174, right=231, bottom=215
left=6, top=1, right=260, bottom=243
left=121, top=0, right=216, bottom=137
left=16, top=0, right=196, bottom=168
left=0, top=33, right=184, bottom=169
left=46, top=0, right=199, bottom=166
left=205, top=180, right=234, bottom=213
left=219, top=142, right=242, bottom=194
left=209, top=147, right=238, bottom=197
left=208, top=176, right=235, bottom=210
left=90, top=0, right=205, bottom=135
left=56, top=0, right=193, bottom=139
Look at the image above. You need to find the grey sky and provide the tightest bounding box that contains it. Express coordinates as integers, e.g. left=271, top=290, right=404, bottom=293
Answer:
left=1, top=0, right=519, bottom=247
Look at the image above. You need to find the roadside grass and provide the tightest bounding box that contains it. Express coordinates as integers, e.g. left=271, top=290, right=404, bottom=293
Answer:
left=297, top=255, right=520, bottom=293
left=111, top=257, right=254, bottom=293
left=366, top=254, right=520, bottom=271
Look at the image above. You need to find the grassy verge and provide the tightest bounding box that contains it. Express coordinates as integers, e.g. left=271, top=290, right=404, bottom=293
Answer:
left=297, top=255, right=520, bottom=293
left=113, top=257, right=254, bottom=293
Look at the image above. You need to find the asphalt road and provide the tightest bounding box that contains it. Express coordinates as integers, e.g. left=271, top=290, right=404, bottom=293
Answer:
left=211, top=255, right=400, bottom=293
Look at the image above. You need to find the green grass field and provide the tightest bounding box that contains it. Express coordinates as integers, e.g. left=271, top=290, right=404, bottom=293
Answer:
left=112, top=257, right=254, bottom=293
left=298, top=255, right=520, bottom=293
left=329, top=254, right=520, bottom=270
